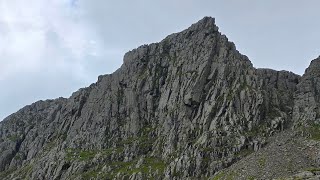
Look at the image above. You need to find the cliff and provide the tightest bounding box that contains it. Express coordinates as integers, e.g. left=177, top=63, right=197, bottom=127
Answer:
left=0, top=17, right=319, bottom=180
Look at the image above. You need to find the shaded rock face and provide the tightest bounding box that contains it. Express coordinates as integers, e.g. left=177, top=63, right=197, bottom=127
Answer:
left=293, top=57, right=320, bottom=125
left=0, top=16, right=314, bottom=180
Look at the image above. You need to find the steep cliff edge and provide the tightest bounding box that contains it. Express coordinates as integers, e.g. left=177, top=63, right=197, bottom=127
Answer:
left=294, top=57, right=320, bottom=126
left=0, top=17, right=315, bottom=180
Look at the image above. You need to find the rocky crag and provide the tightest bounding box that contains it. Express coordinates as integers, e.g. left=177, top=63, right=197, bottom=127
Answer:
left=0, top=17, right=319, bottom=179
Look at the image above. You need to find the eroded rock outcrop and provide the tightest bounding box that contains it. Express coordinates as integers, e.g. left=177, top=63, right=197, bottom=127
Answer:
left=0, top=17, right=316, bottom=180
left=294, top=57, right=320, bottom=125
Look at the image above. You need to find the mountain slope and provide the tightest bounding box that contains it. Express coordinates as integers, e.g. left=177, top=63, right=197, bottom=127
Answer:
left=213, top=57, right=320, bottom=180
left=0, top=17, right=314, bottom=180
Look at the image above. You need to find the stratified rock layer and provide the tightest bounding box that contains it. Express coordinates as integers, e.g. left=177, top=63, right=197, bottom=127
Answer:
left=0, top=17, right=318, bottom=180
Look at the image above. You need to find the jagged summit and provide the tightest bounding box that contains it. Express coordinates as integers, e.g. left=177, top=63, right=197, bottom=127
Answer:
left=122, top=16, right=218, bottom=65
left=187, top=16, right=217, bottom=31
left=0, top=17, right=318, bottom=180
left=304, top=56, right=320, bottom=75
left=120, top=16, right=249, bottom=81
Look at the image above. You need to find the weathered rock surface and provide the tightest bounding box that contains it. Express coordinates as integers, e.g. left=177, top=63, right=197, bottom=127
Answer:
left=0, top=17, right=318, bottom=180
left=294, top=57, right=320, bottom=126
left=211, top=130, right=320, bottom=179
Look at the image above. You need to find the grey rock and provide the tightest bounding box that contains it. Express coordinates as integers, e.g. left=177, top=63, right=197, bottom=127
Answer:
left=0, top=16, right=316, bottom=180
left=293, top=57, right=320, bottom=126
left=293, top=171, right=315, bottom=179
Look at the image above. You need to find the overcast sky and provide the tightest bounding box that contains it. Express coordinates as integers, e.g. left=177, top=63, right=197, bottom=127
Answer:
left=1, top=0, right=320, bottom=120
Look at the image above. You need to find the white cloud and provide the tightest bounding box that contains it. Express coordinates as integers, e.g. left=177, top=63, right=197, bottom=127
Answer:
left=0, top=0, right=116, bottom=120
left=0, top=0, right=103, bottom=81
left=1, top=0, right=320, bottom=121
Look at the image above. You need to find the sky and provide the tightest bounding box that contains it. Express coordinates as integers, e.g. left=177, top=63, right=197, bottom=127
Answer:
left=1, top=0, right=320, bottom=120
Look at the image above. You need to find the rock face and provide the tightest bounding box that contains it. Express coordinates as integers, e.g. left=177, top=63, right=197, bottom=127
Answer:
left=0, top=17, right=318, bottom=179
left=294, top=57, right=320, bottom=125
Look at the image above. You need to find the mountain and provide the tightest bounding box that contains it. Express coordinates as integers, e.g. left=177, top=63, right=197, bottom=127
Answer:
left=0, top=17, right=319, bottom=180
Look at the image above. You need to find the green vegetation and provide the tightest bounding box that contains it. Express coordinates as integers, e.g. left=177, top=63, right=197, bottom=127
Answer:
left=117, top=133, right=155, bottom=153
left=298, top=123, right=320, bottom=141
left=118, top=137, right=137, bottom=146
left=211, top=171, right=238, bottom=180
left=258, top=157, right=266, bottom=168
left=113, top=127, right=156, bottom=154
left=8, top=135, right=19, bottom=142
left=100, top=148, right=114, bottom=156
left=92, top=157, right=167, bottom=179
left=64, top=126, right=162, bottom=179
left=236, top=148, right=254, bottom=158
left=308, top=123, right=320, bottom=140
left=13, top=153, right=23, bottom=161
left=66, top=149, right=96, bottom=161
left=82, top=170, right=99, bottom=179
left=246, top=123, right=267, bottom=137
left=140, top=125, right=155, bottom=135
left=144, top=157, right=167, bottom=172
left=60, top=133, right=68, bottom=141
left=172, top=167, right=182, bottom=177
left=0, top=168, right=16, bottom=179
left=285, top=158, right=294, bottom=173
left=78, top=151, right=96, bottom=160
left=225, top=171, right=238, bottom=179
left=212, top=171, right=225, bottom=180
left=0, top=164, right=33, bottom=180
left=15, top=164, right=33, bottom=180
left=226, top=91, right=233, bottom=101
left=305, top=167, right=320, bottom=173
left=239, top=79, right=250, bottom=90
